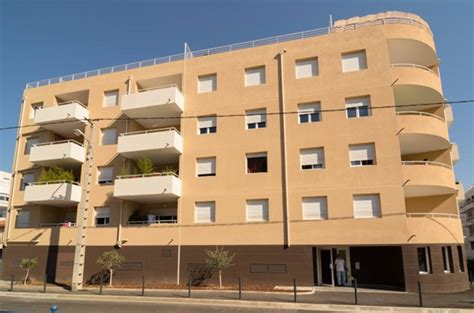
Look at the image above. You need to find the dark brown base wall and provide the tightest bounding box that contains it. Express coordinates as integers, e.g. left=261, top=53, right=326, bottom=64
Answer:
left=1, top=244, right=469, bottom=293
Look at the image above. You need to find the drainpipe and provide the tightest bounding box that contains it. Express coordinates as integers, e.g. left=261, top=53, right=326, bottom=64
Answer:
left=276, top=49, right=291, bottom=249
left=3, top=96, right=27, bottom=246
left=126, top=76, right=133, bottom=95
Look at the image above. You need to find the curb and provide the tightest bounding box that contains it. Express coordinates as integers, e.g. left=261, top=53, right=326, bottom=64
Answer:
left=0, top=291, right=470, bottom=313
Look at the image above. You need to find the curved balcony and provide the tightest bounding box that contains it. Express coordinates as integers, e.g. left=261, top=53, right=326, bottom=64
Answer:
left=34, top=101, right=88, bottom=137
left=29, top=140, right=85, bottom=167
left=24, top=181, right=82, bottom=207
left=402, top=161, right=455, bottom=197
left=405, top=213, right=463, bottom=243
left=397, top=111, right=450, bottom=154
left=388, top=38, right=438, bottom=69
left=391, top=64, right=441, bottom=96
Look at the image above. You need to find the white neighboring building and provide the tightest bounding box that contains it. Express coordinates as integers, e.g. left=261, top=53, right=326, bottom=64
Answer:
left=461, top=186, right=474, bottom=260
left=0, top=171, right=12, bottom=249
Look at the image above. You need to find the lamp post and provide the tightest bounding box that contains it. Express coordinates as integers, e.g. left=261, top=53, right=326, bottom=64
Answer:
left=71, top=122, right=95, bottom=291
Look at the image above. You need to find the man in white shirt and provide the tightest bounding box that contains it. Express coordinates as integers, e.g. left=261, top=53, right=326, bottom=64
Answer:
left=334, top=254, right=346, bottom=286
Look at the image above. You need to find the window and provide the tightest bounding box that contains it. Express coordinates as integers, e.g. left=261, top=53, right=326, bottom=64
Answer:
left=417, top=247, right=432, bottom=274
left=98, top=167, right=114, bottom=185
left=298, top=102, right=321, bottom=123
left=342, top=50, right=367, bottom=72
left=295, top=58, right=319, bottom=79
left=30, top=102, right=43, bottom=119
left=24, top=137, right=39, bottom=155
left=196, top=157, right=216, bottom=177
left=198, top=116, right=217, bottom=134
left=353, top=194, right=381, bottom=218
left=442, top=246, right=454, bottom=273
left=300, top=148, right=325, bottom=170
left=0, top=207, right=7, bottom=218
left=95, top=207, right=110, bottom=226
left=246, top=109, right=266, bottom=129
left=471, top=242, right=474, bottom=250
left=246, top=153, right=267, bottom=173
left=349, top=143, right=376, bottom=167
left=302, top=197, right=328, bottom=220
left=246, top=199, right=269, bottom=222
left=101, top=128, right=117, bottom=145
left=457, top=246, right=465, bottom=272
left=346, top=96, right=371, bottom=118
left=104, top=90, right=119, bottom=107
left=195, top=201, right=215, bottom=223
left=20, top=173, right=35, bottom=191
left=198, top=74, right=217, bottom=93
left=16, top=210, right=30, bottom=228
left=245, top=66, right=266, bottom=86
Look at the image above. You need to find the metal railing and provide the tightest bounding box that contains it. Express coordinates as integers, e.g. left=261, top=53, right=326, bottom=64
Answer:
left=127, top=220, right=178, bottom=225
left=137, top=84, right=181, bottom=93
left=33, top=139, right=84, bottom=147
left=120, top=127, right=180, bottom=137
left=25, top=16, right=430, bottom=89
left=391, top=63, right=438, bottom=76
left=28, top=180, right=80, bottom=186
left=406, top=212, right=459, bottom=219
left=116, top=172, right=179, bottom=180
left=396, top=111, right=445, bottom=122
left=401, top=160, right=452, bottom=169
left=55, top=100, right=88, bottom=109
left=39, top=222, right=77, bottom=227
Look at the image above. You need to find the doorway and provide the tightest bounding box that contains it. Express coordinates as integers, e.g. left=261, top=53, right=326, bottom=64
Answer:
left=316, top=247, right=351, bottom=286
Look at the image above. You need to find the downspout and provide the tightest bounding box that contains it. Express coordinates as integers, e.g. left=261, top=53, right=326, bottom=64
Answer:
left=4, top=95, right=27, bottom=246
left=276, top=50, right=291, bottom=249
left=126, top=76, right=133, bottom=95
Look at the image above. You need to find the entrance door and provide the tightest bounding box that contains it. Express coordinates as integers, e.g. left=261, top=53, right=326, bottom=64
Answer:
left=320, top=249, right=333, bottom=285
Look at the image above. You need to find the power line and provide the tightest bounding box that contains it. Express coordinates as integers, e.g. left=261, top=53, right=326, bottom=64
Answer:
left=0, top=99, right=472, bottom=132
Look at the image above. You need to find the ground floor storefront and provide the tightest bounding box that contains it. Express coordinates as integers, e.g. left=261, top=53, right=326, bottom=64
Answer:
left=1, top=244, right=469, bottom=293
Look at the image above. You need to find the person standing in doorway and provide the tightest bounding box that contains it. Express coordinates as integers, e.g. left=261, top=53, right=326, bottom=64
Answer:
left=334, top=254, right=346, bottom=286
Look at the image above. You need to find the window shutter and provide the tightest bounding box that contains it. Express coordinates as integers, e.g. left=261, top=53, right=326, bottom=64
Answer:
left=295, top=58, right=318, bottom=79
left=246, top=109, right=266, bottom=124
left=345, top=96, right=370, bottom=108
left=101, top=128, right=117, bottom=145
left=342, top=51, right=367, bottom=72
left=197, top=158, right=216, bottom=176
left=195, top=202, right=215, bottom=223
left=300, top=148, right=324, bottom=166
left=298, top=102, right=320, bottom=113
left=353, top=194, right=380, bottom=218
left=302, top=197, right=328, bottom=220
left=98, top=167, right=113, bottom=182
left=198, top=75, right=217, bottom=93
left=104, top=90, right=119, bottom=107
left=246, top=199, right=269, bottom=221
left=349, top=144, right=375, bottom=162
left=198, top=116, right=216, bottom=128
left=95, top=207, right=110, bottom=218
left=245, top=67, right=266, bottom=86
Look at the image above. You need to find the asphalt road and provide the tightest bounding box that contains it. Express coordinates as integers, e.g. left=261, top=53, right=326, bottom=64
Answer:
left=0, top=296, right=338, bottom=313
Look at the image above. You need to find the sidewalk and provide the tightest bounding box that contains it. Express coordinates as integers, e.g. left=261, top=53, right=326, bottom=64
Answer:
left=1, top=281, right=473, bottom=310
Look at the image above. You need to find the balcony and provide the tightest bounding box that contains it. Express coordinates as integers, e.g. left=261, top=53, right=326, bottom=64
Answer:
left=121, top=85, right=184, bottom=128
left=34, top=101, right=89, bottom=137
left=30, top=140, right=85, bottom=167
left=114, top=173, right=181, bottom=202
left=402, top=161, right=455, bottom=197
left=24, top=181, right=81, bottom=207
left=451, top=143, right=459, bottom=165
left=117, top=128, right=182, bottom=163
left=397, top=111, right=450, bottom=154
left=456, top=182, right=465, bottom=204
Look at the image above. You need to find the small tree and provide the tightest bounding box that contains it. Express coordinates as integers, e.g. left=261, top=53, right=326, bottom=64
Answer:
left=96, top=250, right=125, bottom=287
left=205, top=246, right=235, bottom=288
left=136, top=157, right=155, bottom=175
left=20, top=257, right=38, bottom=285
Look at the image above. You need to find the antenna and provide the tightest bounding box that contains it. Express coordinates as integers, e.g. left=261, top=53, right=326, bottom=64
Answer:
left=329, top=14, right=333, bottom=27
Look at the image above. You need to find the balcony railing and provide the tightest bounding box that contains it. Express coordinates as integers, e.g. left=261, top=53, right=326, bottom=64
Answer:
left=127, top=220, right=177, bottom=225
left=119, top=127, right=181, bottom=137
left=396, top=111, right=445, bottom=122
left=391, top=63, right=438, bottom=76
left=406, top=212, right=459, bottom=219
left=33, top=139, right=84, bottom=148
left=28, top=180, right=80, bottom=186
left=25, top=16, right=430, bottom=89
left=401, top=160, right=452, bottom=169
left=138, top=84, right=181, bottom=93
left=39, top=222, right=77, bottom=227
left=116, top=172, right=179, bottom=180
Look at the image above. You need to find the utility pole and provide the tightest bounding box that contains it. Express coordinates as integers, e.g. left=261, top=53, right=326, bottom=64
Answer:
left=71, top=120, right=95, bottom=291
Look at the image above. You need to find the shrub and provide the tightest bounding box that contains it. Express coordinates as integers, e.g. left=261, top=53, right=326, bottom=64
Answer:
left=136, top=157, right=155, bottom=175
left=38, top=165, right=74, bottom=182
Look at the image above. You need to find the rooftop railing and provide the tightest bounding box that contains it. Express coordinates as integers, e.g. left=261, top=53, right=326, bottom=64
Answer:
left=25, top=16, right=430, bottom=90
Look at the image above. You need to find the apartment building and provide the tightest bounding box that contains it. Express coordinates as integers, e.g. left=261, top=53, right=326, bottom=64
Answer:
left=461, top=186, right=474, bottom=260
left=2, top=11, right=469, bottom=293
left=0, top=171, right=12, bottom=273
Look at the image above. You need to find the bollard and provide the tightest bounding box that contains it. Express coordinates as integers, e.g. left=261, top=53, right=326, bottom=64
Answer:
left=50, top=304, right=58, bottom=313
left=418, top=281, right=423, bottom=307
left=293, top=278, right=297, bottom=303
left=188, top=275, right=192, bottom=298
left=43, top=273, right=47, bottom=293
left=99, top=273, right=103, bottom=295
left=10, top=274, right=14, bottom=292
left=353, top=278, right=358, bottom=305
left=238, top=277, right=242, bottom=300
left=141, top=275, right=145, bottom=296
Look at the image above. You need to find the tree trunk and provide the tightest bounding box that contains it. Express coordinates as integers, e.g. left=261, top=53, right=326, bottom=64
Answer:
left=109, top=269, right=113, bottom=287
left=218, top=270, right=222, bottom=288
left=23, top=269, right=30, bottom=285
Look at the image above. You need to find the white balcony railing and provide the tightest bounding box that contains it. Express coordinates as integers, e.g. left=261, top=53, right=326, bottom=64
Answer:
left=401, top=160, right=452, bottom=169
left=396, top=111, right=445, bottom=122
left=406, top=212, right=459, bottom=219
left=30, top=140, right=85, bottom=166
left=391, top=63, right=438, bottom=76
left=127, top=220, right=177, bottom=225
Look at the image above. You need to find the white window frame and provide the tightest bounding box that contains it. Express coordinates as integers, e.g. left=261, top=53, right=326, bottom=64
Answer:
left=196, top=157, right=216, bottom=177
left=442, top=246, right=453, bottom=273
left=195, top=201, right=216, bottom=223
left=353, top=194, right=381, bottom=219
left=300, top=148, right=325, bottom=170
left=101, top=128, right=117, bottom=145
left=30, top=102, right=43, bottom=119
left=346, top=96, right=371, bottom=118
left=295, top=57, right=319, bottom=79
left=417, top=247, right=431, bottom=274
left=245, top=109, right=267, bottom=129
left=245, top=66, right=266, bottom=86
left=349, top=143, right=376, bottom=167
left=198, top=74, right=217, bottom=93
left=97, top=167, right=114, bottom=185
left=298, top=102, right=321, bottom=124
left=95, top=207, right=110, bottom=226
left=104, top=90, right=119, bottom=107
left=341, top=50, right=367, bottom=73
left=197, top=116, right=217, bottom=135
left=246, top=199, right=269, bottom=222
left=302, top=196, right=328, bottom=220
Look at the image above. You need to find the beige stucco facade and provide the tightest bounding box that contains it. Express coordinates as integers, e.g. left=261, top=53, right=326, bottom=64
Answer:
left=2, top=11, right=468, bottom=292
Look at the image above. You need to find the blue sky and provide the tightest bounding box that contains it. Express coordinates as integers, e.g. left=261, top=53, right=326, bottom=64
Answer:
left=0, top=0, right=473, bottom=186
